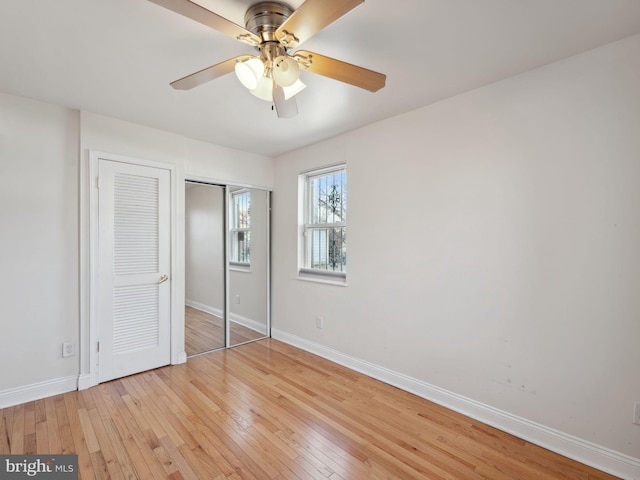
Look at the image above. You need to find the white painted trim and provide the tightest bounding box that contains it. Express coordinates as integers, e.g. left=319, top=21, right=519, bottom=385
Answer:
left=172, top=160, right=187, bottom=366
left=186, top=293, right=268, bottom=337
left=77, top=374, right=92, bottom=391
left=271, top=328, right=640, bottom=480
left=175, top=351, right=187, bottom=364
left=0, top=376, right=78, bottom=409
left=296, top=273, right=348, bottom=287
left=185, top=299, right=224, bottom=318
left=186, top=175, right=273, bottom=192
left=265, top=191, right=271, bottom=339
left=229, top=313, right=268, bottom=336
left=225, top=187, right=231, bottom=348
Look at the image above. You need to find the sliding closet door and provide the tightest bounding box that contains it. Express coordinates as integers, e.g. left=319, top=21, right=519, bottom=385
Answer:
left=184, top=183, right=226, bottom=355
left=184, top=182, right=270, bottom=355
left=228, top=187, right=270, bottom=347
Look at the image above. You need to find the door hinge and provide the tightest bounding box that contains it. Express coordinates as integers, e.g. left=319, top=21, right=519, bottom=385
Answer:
left=96, top=177, right=102, bottom=189
left=97, top=341, right=101, bottom=353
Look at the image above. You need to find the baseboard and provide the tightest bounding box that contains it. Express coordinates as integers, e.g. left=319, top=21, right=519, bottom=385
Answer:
left=271, top=328, right=640, bottom=480
left=229, top=312, right=268, bottom=336
left=174, top=350, right=187, bottom=365
left=77, top=373, right=93, bottom=391
left=186, top=299, right=267, bottom=336
left=0, top=376, right=78, bottom=409
left=185, top=299, right=223, bottom=318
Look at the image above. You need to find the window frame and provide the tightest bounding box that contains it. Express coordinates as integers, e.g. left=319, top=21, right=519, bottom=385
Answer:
left=298, top=164, right=347, bottom=284
left=229, top=189, right=251, bottom=269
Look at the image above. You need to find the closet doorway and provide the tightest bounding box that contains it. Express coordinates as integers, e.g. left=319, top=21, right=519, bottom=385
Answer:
left=184, top=181, right=270, bottom=356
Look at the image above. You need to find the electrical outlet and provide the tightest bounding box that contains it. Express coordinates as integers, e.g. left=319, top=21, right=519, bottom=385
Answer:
left=634, top=402, right=640, bottom=426
left=315, top=316, right=323, bottom=329
left=62, top=342, right=75, bottom=358
left=235, top=294, right=241, bottom=304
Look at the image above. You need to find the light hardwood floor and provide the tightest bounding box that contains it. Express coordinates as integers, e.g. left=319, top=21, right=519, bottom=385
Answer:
left=185, top=306, right=265, bottom=356
left=0, top=339, right=619, bottom=479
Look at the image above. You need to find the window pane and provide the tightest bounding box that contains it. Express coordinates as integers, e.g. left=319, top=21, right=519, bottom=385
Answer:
left=233, top=192, right=250, bottom=229
left=234, top=230, right=251, bottom=263
left=302, top=166, right=347, bottom=276
left=309, top=226, right=346, bottom=272
left=310, top=171, right=346, bottom=225
left=231, top=191, right=251, bottom=264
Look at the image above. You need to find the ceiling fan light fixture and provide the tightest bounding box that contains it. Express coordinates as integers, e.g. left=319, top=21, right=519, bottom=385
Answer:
left=235, top=57, right=265, bottom=90
left=272, top=55, right=300, bottom=87
left=154, top=0, right=387, bottom=117
left=251, top=77, right=304, bottom=102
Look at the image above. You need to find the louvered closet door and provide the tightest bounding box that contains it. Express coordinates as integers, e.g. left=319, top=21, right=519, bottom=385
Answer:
left=97, top=159, right=171, bottom=383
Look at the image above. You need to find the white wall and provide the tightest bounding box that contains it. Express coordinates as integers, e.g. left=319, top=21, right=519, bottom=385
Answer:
left=0, top=101, right=273, bottom=403
left=0, top=94, right=80, bottom=394
left=271, top=34, right=640, bottom=470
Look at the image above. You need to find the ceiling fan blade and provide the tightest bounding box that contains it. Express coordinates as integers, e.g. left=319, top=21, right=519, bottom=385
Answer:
left=147, top=0, right=261, bottom=46
left=293, top=50, right=386, bottom=92
left=170, top=55, right=252, bottom=90
left=276, top=0, right=363, bottom=47
left=273, top=85, right=298, bottom=118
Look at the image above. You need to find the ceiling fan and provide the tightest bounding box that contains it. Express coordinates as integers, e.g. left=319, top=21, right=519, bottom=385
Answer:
left=147, top=0, right=386, bottom=117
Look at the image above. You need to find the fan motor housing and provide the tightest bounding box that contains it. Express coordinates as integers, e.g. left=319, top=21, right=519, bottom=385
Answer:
left=244, top=1, right=293, bottom=43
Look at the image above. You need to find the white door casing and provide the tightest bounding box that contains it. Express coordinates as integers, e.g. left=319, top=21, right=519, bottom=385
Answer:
left=96, top=157, right=172, bottom=383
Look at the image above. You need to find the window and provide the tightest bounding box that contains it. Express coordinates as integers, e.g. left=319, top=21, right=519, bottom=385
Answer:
left=300, top=165, right=346, bottom=279
left=230, top=190, right=250, bottom=266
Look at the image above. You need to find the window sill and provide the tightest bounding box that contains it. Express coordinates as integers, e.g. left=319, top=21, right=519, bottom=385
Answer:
left=230, top=262, right=251, bottom=273
left=297, top=269, right=347, bottom=286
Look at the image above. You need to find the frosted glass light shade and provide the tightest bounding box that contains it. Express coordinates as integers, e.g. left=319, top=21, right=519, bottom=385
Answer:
left=235, top=57, right=264, bottom=90
left=250, top=76, right=274, bottom=102
left=272, top=55, right=300, bottom=87
left=251, top=78, right=305, bottom=102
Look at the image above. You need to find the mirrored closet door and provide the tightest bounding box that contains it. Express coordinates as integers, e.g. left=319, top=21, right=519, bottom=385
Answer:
left=185, top=183, right=226, bottom=355
left=185, top=182, right=270, bottom=356
left=228, top=187, right=269, bottom=347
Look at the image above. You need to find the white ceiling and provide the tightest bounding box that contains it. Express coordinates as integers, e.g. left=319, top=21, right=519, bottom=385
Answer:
left=1, top=0, right=640, bottom=157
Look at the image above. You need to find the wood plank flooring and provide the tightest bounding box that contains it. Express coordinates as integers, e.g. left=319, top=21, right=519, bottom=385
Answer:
left=185, top=306, right=265, bottom=356
left=0, top=339, right=619, bottom=479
